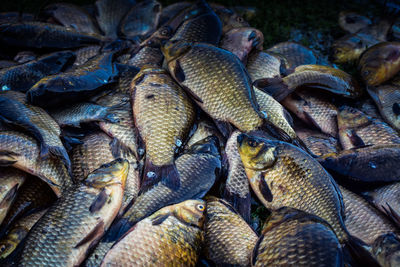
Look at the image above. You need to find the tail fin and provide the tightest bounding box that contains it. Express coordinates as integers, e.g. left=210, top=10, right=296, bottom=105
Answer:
left=253, top=77, right=293, bottom=101
left=343, top=236, right=381, bottom=267
left=223, top=189, right=251, bottom=223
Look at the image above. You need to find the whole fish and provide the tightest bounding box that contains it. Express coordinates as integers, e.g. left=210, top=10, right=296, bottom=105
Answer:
left=281, top=89, right=339, bottom=137
left=252, top=207, right=343, bottom=267
left=359, top=42, right=400, bottom=86
left=119, top=0, right=161, bottom=39
left=219, top=27, right=263, bottom=63
left=0, top=177, right=55, bottom=234
left=214, top=7, right=249, bottom=34
left=100, top=199, right=205, bottom=267
left=0, top=168, right=26, bottom=225
left=364, top=182, right=400, bottom=228
left=0, top=93, right=71, bottom=170
left=337, top=106, right=400, bottom=149
left=255, top=64, right=361, bottom=101
left=73, top=45, right=101, bottom=66
left=13, top=51, right=37, bottom=64
left=127, top=46, right=164, bottom=68
left=204, top=197, right=258, bottom=266
left=41, top=3, right=100, bottom=35
left=0, top=131, right=71, bottom=197
left=50, top=102, right=121, bottom=128
left=95, top=0, right=136, bottom=38
left=246, top=50, right=284, bottom=81
left=19, top=159, right=128, bottom=267
left=163, top=41, right=264, bottom=137
left=372, top=233, right=400, bottom=267
left=28, top=52, right=117, bottom=108
left=132, top=67, right=195, bottom=190
left=0, top=209, right=47, bottom=260
left=321, top=144, right=400, bottom=183
left=338, top=11, right=371, bottom=34
left=368, top=84, right=400, bottom=131
left=340, top=185, right=398, bottom=246
left=267, top=41, right=317, bottom=68
left=237, top=133, right=348, bottom=243
left=170, top=1, right=222, bottom=45
left=0, top=51, right=75, bottom=93
left=224, top=131, right=251, bottom=222
left=0, top=22, right=103, bottom=49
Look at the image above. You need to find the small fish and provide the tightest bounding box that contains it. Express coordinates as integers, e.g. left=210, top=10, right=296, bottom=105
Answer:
left=337, top=106, right=400, bottom=149
left=0, top=51, right=75, bottom=93
left=338, top=11, right=371, bottom=34
left=332, top=32, right=379, bottom=63
left=100, top=199, right=205, bottom=267
left=220, top=27, right=263, bottom=63
left=204, top=196, right=258, bottom=266
left=320, top=144, right=400, bottom=183
left=267, top=41, right=317, bottom=68
left=19, top=159, right=129, bottom=267
left=132, top=67, right=195, bottom=190
left=359, top=42, right=400, bottom=86
left=252, top=207, right=343, bottom=267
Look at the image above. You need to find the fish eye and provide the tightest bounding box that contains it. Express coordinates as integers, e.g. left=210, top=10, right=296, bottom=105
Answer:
left=196, top=204, right=205, bottom=211
left=161, top=29, right=169, bottom=36
left=236, top=17, right=244, bottom=23
left=248, top=139, right=259, bottom=148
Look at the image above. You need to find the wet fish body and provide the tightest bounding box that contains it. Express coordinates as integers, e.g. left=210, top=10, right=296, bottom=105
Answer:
left=267, top=41, right=317, bottom=68
left=368, top=85, right=400, bottom=131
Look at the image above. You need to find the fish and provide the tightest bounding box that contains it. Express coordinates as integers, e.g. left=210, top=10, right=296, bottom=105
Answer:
left=363, top=182, right=400, bottom=228
left=320, top=144, right=400, bottom=183
left=254, top=64, right=361, bottom=101
left=0, top=209, right=47, bottom=260
left=214, top=7, right=249, bottom=34
left=13, top=51, right=37, bottom=64
left=158, top=2, right=191, bottom=26
left=139, top=25, right=174, bottom=48
left=41, top=3, right=101, bottom=35
left=340, top=185, right=399, bottom=246
left=281, top=89, right=339, bottom=137
left=204, top=196, right=258, bottom=266
left=185, top=119, right=221, bottom=149
left=337, top=106, right=400, bottom=150
left=73, top=45, right=101, bottom=66
left=27, top=52, right=117, bottom=108
left=0, top=177, right=56, bottom=234
left=359, top=42, right=400, bottom=86
left=127, top=46, right=164, bottom=68
left=50, top=102, right=121, bottom=128
left=0, top=51, right=75, bottom=93
left=0, top=93, right=71, bottom=170
left=95, top=0, right=136, bottom=38
left=18, top=159, right=129, bottom=267
left=119, top=0, right=161, bottom=39
left=252, top=207, right=343, bottom=267
left=0, top=22, right=103, bottom=49
left=246, top=50, right=284, bottom=81
left=170, top=1, right=222, bottom=45
left=132, top=67, right=195, bottom=190
left=355, top=97, right=381, bottom=119
left=368, top=84, right=400, bottom=131
left=219, top=27, right=263, bottom=63
left=267, top=41, right=317, bottom=68
left=163, top=41, right=264, bottom=137
left=338, top=11, right=372, bottom=34
left=0, top=168, right=27, bottom=225
left=223, top=131, right=252, bottom=222
left=100, top=199, right=205, bottom=267
left=372, top=233, right=400, bottom=267
left=0, top=131, right=72, bottom=197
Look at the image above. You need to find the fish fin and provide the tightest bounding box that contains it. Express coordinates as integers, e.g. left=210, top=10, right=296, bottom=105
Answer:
left=74, top=220, right=105, bottom=248
left=253, top=77, right=292, bottom=101
left=102, top=103, right=125, bottom=124
left=251, top=234, right=265, bottom=266
left=110, top=138, right=122, bottom=158
left=261, top=120, right=291, bottom=142
left=102, top=218, right=131, bottom=243
left=151, top=213, right=171, bottom=225
left=62, top=135, right=83, bottom=151
left=381, top=203, right=400, bottom=227
left=283, top=108, right=294, bottom=127
left=0, top=184, right=19, bottom=208
left=0, top=151, right=19, bottom=166
left=48, top=145, right=71, bottom=173
left=343, top=236, right=381, bottom=267
left=259, top=174, right=273, bottom=202
left=292, top=137, right=316, bottom=157
left=89, top=188, right=110, bottom=213
left=213, top=119, right=233, bottom=139
left=348, top=130, right=366, bottom=148
left=174, top=59, right=185, bottom=83
left=223, top=189, right=251, bottom=223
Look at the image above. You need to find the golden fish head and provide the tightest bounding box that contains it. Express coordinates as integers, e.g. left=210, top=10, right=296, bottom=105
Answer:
left=161, top=40, right=192, bottom=63
left=0, top=228, right=25, bottom=259
left=84, top=158, right=129, bottom=189
left=172, top=199, right=206, bottom=229
left=338, top=106, right=370, bottom=129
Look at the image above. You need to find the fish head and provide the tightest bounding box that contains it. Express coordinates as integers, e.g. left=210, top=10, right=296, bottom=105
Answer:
left=237, top=133, right=277, bottom=171
left=172, top=199, right=206, bottom=229
left=215, top=8, right=249, bottom=34
left=140, top=25, right=174, bottom=48
left=332, top=35, right=366, bottom=63
left=130, top=66, right=166, bottom=88
left=0, top=228, right=26, bottom=259
left=337, top=106, right=370, bottom=129
left=84, top=158, right=129, bottom=189
left=161, top=40, right=191, bottom=63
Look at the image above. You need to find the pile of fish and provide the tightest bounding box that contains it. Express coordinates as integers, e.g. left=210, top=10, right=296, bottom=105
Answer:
left=0, top=0, right=400, bottom=266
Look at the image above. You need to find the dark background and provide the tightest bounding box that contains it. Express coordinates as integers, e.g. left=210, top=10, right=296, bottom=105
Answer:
left=0, top=0, right=386, bottom=46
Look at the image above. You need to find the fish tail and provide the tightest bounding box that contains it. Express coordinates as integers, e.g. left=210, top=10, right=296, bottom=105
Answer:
left=223, top=189, right=251, bottom=223
left=0, top=151, right=19, bottom=166
left=343, top=236, right=381, bottom=267
left=381, top=203, right=400, bottom=228
left=253, top=76, right=292, bottom=101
